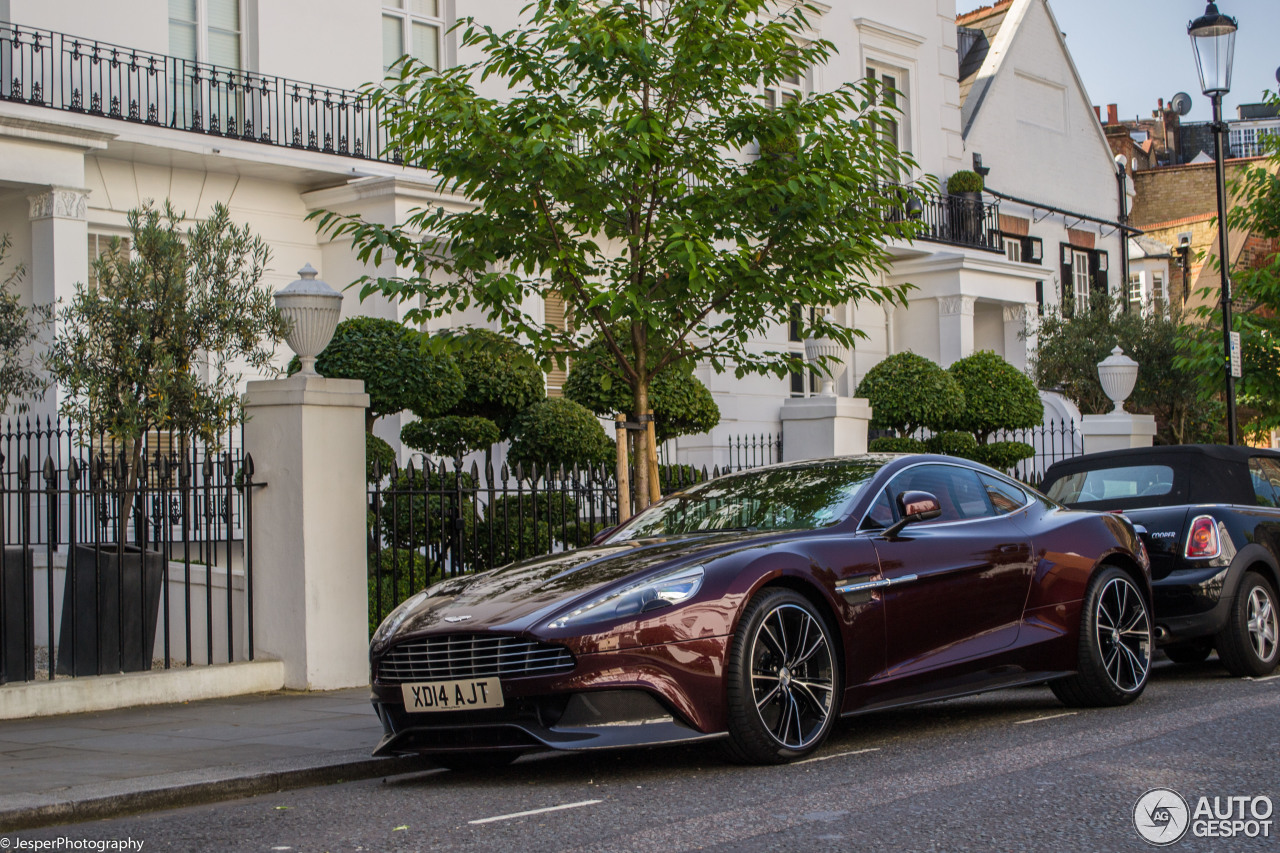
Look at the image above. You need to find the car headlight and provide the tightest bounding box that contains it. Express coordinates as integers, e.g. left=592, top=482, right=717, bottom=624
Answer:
left=371, top=589, right=431, bottom=647
left=548, top=565, right=704, bottom=630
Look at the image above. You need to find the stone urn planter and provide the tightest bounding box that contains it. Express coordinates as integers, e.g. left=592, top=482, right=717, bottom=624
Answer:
left=803, top=335, right=850, bottom=397
left=1097, top=346, right=1139, bottom=413
left=274, top=263, right=343, bottom=376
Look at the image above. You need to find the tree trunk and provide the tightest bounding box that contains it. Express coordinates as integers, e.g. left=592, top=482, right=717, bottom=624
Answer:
left=633, top=382, right=651, bottom=511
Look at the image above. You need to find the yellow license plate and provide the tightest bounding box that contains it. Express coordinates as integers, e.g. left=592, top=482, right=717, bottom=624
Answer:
left=401, top=678, right=503, bottom=713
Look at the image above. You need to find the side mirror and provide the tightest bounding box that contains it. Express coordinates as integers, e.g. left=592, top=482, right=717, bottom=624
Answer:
left=883, top=490, right=942, bottom=538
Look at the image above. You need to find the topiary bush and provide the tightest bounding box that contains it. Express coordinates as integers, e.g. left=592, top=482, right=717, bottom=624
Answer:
left=564, top=338, right=720, bottom=442
left=475, top=515, right=553, bottom=569
left=946, top=169, right=984, bottom=194
left=374, top=466, right=479, bottom=554
left=868, top=436, right=927, bottom=453
left=402, top=415, right=501, bottom=458
left=856, top=352, right=965, bottom=437
left=435, top=328, right=546, bottom=439
left=946, top=350, right=1044, bottom=444
left=366, top=432, right=397, bottom=483
left=972, top=441, right=1035, bottom=472
left=289, top=317, right=464, bottom=430
left=508, top=398, right=615, bottom=470
left=924, top=431, right=980, bottom=459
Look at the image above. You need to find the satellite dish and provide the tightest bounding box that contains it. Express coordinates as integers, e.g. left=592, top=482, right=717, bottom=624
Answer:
left=1171, top=92, right=1193, bottom=117
left=1275, top=66, right=1279, bottom=86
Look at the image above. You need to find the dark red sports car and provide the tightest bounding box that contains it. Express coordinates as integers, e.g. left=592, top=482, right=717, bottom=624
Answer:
left=369, top=454, right=1153, bottom=767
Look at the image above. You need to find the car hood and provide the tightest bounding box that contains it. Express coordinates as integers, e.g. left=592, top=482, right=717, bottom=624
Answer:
left=383, top=531, right=776, bottom=637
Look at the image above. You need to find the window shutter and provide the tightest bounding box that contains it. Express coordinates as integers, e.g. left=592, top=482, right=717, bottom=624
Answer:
left=544, top=292, right=570, bottom=396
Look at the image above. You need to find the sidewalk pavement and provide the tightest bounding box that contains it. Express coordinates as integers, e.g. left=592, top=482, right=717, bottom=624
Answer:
left=0, top=688, right=436, bottom=832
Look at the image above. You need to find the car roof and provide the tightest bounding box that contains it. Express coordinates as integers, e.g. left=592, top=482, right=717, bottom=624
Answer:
left=1046, top=444, right=1280, bottom=474
left=1043, top=444, right=1280, bottom=506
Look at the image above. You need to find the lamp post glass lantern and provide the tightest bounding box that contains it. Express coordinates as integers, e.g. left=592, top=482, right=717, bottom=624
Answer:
left=1188, top=1, right=1239, bottom=444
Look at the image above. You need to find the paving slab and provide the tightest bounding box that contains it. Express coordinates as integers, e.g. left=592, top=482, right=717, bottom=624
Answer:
left=0, top=687, right=434, bottom=831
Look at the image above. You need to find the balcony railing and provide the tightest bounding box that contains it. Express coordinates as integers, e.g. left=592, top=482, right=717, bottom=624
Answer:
left=0, top=23, right=397, bottom=162
left=0, top=24, right=1002, bottom=253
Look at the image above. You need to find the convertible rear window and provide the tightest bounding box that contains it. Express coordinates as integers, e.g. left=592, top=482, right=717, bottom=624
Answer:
left=608, top=460, right=883, bottom=539
left=1046, top=464, right=1175, bottom=505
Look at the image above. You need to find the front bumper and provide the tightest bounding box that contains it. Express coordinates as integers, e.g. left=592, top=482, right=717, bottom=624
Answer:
left=370, top=635, right=730, bottom=757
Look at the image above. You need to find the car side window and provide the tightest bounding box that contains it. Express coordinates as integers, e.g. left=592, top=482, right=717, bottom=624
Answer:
left=979, top=473, right=1028, bottom=515
left=1249, top=457, right=1280, bottom=507
left=885, top=464, right=995, bottom=523
left=862, top=487, right=895, bottom=530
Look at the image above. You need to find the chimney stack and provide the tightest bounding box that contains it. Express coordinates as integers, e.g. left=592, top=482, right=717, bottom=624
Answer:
left=1107, top=104, right=1119, bottom=125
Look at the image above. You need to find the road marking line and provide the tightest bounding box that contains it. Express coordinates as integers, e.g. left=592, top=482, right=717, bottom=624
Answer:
left=1248, top=673, right=1280, bottom=682
left=469, top=799, right=603, bottom=825
left=1014, top=711, right=1078, bottom=725
left=794, top=747, right=880, bottom=765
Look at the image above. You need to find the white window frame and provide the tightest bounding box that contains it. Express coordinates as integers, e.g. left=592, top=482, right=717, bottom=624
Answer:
left=168, top=0, right=243, bottom=69
left=762, top=47, right=809, bottom=110
left=383, top=0, right=445, bottom=74
left=1072, top=249, right=1091, bottom=312
left=865, top=60, right=911, bottom=154
left=1127, top=271, right=1143, bottom=307
left=1004, top=237, right=1022, bottom=263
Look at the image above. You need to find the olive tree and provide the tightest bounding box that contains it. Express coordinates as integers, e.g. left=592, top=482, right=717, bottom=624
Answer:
left=312, top=0, right=927, bottom=508
left=48, top=201, right=288, bottom=539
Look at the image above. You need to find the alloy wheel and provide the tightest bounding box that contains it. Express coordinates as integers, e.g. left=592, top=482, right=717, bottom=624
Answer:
left=1246, top=585, right=1278, bottom=663
left=1095, top=576, right=1151, bottom=693
left=748, top=603, right=835, bottom=750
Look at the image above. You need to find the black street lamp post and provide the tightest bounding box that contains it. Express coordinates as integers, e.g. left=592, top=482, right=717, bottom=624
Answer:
left=1115, top=154, right=1131, bottom=310
left=1189, top=1, right=1239, bottom=445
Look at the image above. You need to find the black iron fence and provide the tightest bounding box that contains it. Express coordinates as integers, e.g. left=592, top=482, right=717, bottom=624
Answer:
left=0, top=419, right=255, bottom=685
left=0, top=23, right=392, bottom=162
left=868, top=419, right=1084, bottom=488
left=914, top=190, right=1003, bottom=252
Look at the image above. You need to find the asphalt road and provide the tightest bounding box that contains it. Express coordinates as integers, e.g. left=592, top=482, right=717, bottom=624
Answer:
left=7, top=658, right=1278, bottom=852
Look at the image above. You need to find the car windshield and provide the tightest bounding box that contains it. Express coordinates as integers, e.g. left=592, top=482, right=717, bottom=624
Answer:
left=608, top=459, right=884, bottom=539
left=1046, top=464, right=1175, bottom=505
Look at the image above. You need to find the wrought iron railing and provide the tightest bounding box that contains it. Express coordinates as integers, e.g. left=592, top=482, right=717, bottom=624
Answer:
left=0, top=418, right=258, bottom=684
left=0, top=23, right=394, bottom=161
left=0, top=23, right=1004, bottom=252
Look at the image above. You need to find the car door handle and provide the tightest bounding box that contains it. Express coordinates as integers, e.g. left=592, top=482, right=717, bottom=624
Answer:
left=836, top=574, right=918, bottom=595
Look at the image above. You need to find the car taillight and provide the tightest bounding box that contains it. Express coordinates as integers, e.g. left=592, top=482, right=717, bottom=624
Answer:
left=1185, top=515, right=1221, bottom=559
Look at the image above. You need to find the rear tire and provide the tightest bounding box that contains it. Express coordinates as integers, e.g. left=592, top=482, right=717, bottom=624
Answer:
left=1052, top=566, right=1152, bottom=707
left=1163, top=640, right=1212, bottom=664
left=724, top=588, right=841, bottom=764
left=1215, top=572, right=1279, bottom=677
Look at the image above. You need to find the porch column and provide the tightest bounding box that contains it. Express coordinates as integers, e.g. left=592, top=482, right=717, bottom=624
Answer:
left=26, top=187, right=90, bottom=419
left=1002, top=303, right=1036, bottom=371
left=937, top=295, right=975, bottom=367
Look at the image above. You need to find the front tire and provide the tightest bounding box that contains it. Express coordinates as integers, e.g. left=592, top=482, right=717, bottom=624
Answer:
left=1052, top=566, right=1152, bottom=707
left=1215, top=572, right=1279, bottom=677
left=725, top=588, right=841, bottom=764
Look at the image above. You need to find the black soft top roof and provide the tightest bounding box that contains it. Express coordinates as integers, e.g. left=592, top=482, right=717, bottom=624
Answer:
left=1043, top=445, right=1280, bottom=507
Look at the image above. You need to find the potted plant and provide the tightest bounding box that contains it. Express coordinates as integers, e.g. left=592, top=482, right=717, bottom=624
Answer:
left=945, top=169, right=985, bottom=243
left=47, top=201, right=288, bottom=675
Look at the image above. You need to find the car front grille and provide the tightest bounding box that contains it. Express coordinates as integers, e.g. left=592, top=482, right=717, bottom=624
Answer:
left=376, top=634, right=575, bottom=684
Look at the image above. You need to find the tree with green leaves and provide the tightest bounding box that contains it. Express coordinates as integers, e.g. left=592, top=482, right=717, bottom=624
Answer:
left=435, top=328, right=546, bottom=439
left=564, top=336, right=719, bottom=443
left=855, top=352, right=964, bottom=438
left=507, top=397, right=614, bottom=472
left=0, top=234, right=50, bottom=413
left=1176, top=93, right=1280, bottom=440
left=312, top=0, right=926, bottom=508
left=946, top=350, right=1042, bottom=444
left=290, top=316, right=464, bottom=432
left=1032, top=290, right=1220, bottom=445
left=48, top=201, right=288, bottom=540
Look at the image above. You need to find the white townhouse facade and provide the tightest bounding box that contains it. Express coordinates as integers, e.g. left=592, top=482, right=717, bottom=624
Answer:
left=0, top=0, right=1122, bottom=467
